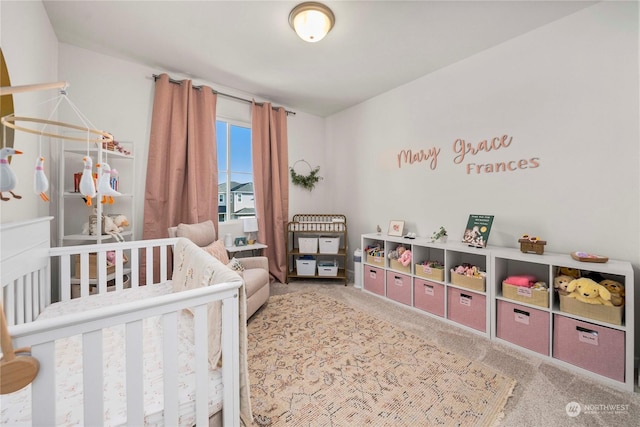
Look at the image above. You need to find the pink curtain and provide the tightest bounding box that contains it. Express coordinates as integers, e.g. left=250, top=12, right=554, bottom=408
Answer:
left=251, top=101, right=289, bottom=283
left=142, top=74, right=217, bottom=280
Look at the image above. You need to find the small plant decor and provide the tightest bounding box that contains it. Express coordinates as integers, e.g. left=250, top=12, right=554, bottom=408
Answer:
left=290, top=159, right=323, bottom=191
left=431, top=226, right=448, bottom=242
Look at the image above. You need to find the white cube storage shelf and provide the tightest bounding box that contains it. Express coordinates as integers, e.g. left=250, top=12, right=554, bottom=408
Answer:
left=361, top=233, right=635, bottom=392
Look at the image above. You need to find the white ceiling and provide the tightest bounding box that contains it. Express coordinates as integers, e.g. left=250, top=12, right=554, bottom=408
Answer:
left=42, top=0, right=596, bottom=117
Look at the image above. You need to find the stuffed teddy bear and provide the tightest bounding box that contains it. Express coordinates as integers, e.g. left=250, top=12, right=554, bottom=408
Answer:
left=398, top=249, right=412, bottom=266
left=600, top=279, right=625, bottom=306
left=566, top=277, right=612, bottom=306
left=553, top=275, right=574, bottom=296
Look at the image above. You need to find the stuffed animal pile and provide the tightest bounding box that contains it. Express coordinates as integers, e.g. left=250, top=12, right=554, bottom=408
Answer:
left=451, top=263, right=485, bottom=278
left=388, top=245, right=412, bottom=267
left=554, top=267, right=625, bottom=306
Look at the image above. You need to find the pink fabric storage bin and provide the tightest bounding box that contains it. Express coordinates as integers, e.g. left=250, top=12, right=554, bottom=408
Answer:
left=386, top=271, right=411, bottom=306
left=414, top=279, right=445, bottom=317
left=497, top=300, right=550, bottom=355
left=553, top=315, right=625, bottom=382
left=364, top=265, right=385, bottom=296
left=447, top=287, right=486, bottom=332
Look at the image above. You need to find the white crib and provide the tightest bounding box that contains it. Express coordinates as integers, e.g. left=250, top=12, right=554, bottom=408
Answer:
left=0, top=217, right=243, bottom=426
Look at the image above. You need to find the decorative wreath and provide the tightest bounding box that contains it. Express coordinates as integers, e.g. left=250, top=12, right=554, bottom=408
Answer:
left=290, top=159, right=322, bottom=191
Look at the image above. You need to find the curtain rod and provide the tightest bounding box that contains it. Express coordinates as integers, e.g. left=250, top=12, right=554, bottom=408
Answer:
left=151, top=74, right=296, bottom=116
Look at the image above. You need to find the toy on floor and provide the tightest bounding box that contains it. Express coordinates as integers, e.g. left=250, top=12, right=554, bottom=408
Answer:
left=0, top=147, right=23, bottom=201
left=33, top=156, right=49, bottom=202
left=566, top=277, right=612, bottom=306
left=600, top=279, right=625, bottom=306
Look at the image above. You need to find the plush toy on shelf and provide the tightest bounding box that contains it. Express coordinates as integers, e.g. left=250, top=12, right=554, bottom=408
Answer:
left=398, top=248, right=412, bottom=266
left=431, top=226, right=447, bottom=243
left=553, top=275, right=574, bottom=296
left=558, top=266, right=581, bottom=279
left=104, top=214, right=129, bottom=242
left=600, top=279, right=625, bottom=306
left=566, top=277, right=613, bottom=306
left=451, top=263, right=485, bottom=278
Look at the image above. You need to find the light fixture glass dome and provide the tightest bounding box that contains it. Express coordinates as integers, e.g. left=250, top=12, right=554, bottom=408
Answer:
left=289, top=2, right=335, bottom=43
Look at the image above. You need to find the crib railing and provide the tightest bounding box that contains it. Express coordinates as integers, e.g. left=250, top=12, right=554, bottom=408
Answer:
left=2, top=235, right=242, bottom=426
left=53, top=237, right=178, bottom=302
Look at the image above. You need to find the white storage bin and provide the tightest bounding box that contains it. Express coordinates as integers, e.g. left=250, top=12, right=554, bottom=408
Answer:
left=296, top=259, right=317, bottom=276
left=317, top=261, right=338, bottom=277
left=319, top=236, right=340, bottom=254
left=298, top=237, right=318, bottom=253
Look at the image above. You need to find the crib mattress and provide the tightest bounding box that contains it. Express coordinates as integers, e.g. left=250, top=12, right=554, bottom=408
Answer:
left=0, top=283, right=223, bottom=426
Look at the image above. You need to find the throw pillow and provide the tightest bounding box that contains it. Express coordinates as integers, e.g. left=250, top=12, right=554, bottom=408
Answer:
left=228, top=257, right=245, bottom=272
left=203, top=240, right=230, bottom=265
left=176, top=220, right=216, bottom=247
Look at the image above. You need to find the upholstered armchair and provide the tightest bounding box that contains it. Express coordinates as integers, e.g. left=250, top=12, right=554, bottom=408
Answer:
left=168, top=220, right=270, bottom=319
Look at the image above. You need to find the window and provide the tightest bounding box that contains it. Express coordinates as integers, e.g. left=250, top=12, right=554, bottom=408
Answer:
left=217, top=119, right=254, bottom=223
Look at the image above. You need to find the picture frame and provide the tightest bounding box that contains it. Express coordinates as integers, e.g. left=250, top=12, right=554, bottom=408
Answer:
left=388, top=220, right=405, bottom=237
left=234, top=237, right=247, bottom=246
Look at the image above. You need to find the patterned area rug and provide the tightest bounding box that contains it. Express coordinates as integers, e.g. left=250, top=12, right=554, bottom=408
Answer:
left=247, top=292, right=515, bottom=426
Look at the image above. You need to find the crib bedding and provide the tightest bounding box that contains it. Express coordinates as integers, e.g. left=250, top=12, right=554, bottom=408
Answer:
left=0, top=283, right=224, bottom=426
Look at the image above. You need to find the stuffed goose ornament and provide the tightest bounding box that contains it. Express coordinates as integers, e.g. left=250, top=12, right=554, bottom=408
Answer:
left=96, top=162, right=121, bottom=204
left=0, top=147, right=23, bottom=201
left=34, top=156, right=49, bottom=202
left=79, top=156, right=96, bottom=206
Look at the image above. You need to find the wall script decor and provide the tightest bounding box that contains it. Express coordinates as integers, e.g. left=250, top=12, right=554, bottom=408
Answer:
left=394, top=134, right=541, bottom=176
left=397, top=147, right=440, bottom=170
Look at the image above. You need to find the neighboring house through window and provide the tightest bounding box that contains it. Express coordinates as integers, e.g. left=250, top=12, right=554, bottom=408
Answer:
left=217, top=119, right=254, bottom=223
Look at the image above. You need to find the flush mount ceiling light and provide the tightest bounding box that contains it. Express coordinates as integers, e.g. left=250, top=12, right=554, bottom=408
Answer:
left=289, top=2, right=335, bottom=43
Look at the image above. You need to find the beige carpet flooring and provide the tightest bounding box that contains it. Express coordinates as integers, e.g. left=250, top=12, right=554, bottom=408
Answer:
left=252, top=281, right=640, bottom=427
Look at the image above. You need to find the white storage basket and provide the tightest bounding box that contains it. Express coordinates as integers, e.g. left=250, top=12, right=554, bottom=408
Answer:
left=298, top=237, right=318, bottom=253
left=296, top=259, right=317, bottom=276
left=319, top=236, right=340, bottom=254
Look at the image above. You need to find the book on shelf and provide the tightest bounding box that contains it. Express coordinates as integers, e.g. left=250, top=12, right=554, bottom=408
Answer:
left=462, top=214, right=494, bottom=248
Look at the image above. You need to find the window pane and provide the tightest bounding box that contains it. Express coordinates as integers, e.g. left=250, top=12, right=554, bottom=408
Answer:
left=230, top=125, right=252, bottom=173
left=217, top=120, right=254, bottom=223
